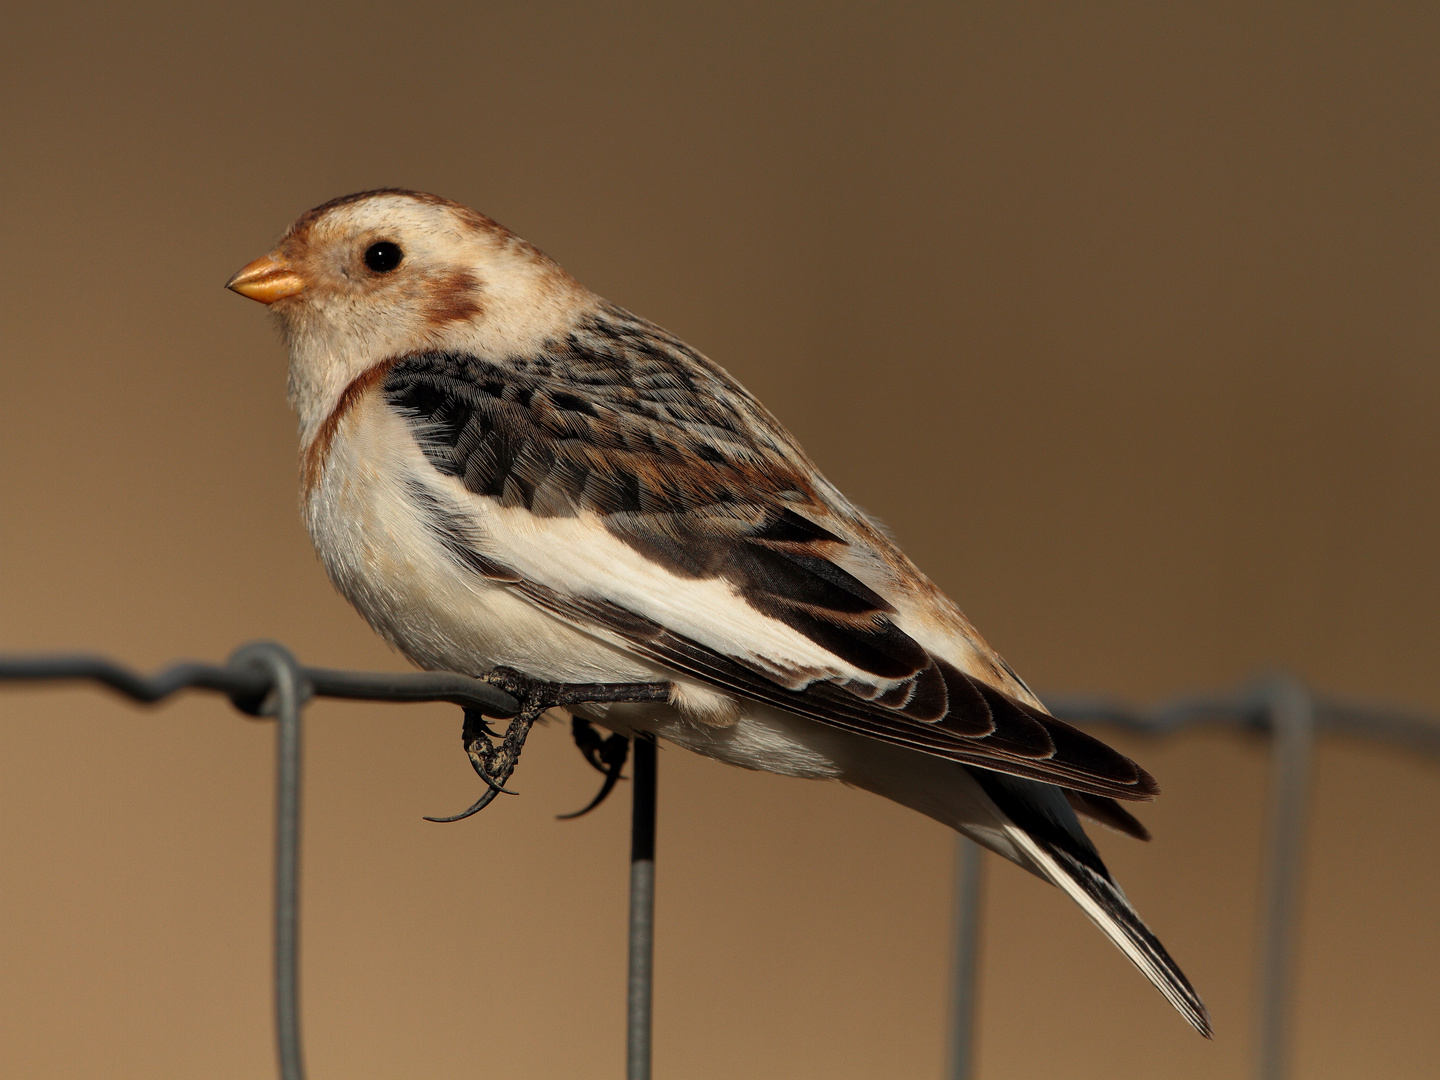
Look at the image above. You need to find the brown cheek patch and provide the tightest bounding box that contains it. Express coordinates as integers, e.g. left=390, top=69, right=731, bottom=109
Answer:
left=302, top=359, right=399, bottom=496
left=423, top=268, right=484, bottom=326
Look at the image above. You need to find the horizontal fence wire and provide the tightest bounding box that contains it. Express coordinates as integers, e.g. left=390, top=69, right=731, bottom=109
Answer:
left=0, top=649, right=522, bottom=716
left=1046, top=683, right=1440, bottom=757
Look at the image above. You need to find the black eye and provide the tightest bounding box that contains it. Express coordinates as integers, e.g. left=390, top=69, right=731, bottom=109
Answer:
left=363, top=241, right=403, bottom=273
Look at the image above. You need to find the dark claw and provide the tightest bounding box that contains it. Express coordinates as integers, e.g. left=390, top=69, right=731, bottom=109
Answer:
left=557, top=764, right=626, bottom=820
left=427, top=685, right=546, bottom=823
left=430, top=672, right=671, bottom=823
left=424, top=786, right=504, bottom=823
left=558, top=718, right=630, bottom=819
left=424, top=753, right=516, bottom=821
left=570, top=715, right=611, bottom=773
left=468, top=757, right=519, bottom=796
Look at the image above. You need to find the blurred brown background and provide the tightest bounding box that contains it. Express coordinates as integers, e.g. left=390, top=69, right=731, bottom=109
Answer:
left=2, top=3, right=1437, bottom=1077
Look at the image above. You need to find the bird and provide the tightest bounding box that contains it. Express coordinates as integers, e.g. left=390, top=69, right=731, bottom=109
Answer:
left=226, top=188, right=1210, bottom=1036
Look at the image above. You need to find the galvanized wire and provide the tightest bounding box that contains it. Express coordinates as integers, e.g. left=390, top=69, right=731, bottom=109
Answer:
left=1, top=645, right=686, bottom=1080
left=2, top=644, right=525, bottom=1080
left=945, top=837, right=984, bottom=1080
left=628, top=736, right=659, bottom=1080
left=229, top=643, right=310, bottom=1080
left=0, top=650, right=522, bottom=716
left=1, top=644, right=683, bottom=1079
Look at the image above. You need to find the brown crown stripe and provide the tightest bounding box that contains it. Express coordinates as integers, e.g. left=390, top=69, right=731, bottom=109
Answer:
left=285, top=189, right=562, bottom=271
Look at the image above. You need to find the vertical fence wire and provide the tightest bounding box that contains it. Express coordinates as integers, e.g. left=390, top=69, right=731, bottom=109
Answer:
left=945, top=836, right=984, bottom=1080
left=628, top=736, right=658, bottom=1080
left=1255, top=678, right=1315, bottom=1080
left=232, top=643, right=310, bottom=1080
left=272, top=661, right=306, bottom=1080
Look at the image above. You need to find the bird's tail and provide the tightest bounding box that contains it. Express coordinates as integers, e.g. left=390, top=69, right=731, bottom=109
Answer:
left=1002, top=823, right=1213, bottom=1038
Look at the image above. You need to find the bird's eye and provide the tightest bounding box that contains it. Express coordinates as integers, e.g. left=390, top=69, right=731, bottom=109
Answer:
left=363, top=241, right=404, bottom=273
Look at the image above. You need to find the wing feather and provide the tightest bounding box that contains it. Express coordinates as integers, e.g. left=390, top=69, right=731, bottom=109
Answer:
left=517, top=586, right=1156, bottom=801
left=382, top=317, right=1159, bottom=802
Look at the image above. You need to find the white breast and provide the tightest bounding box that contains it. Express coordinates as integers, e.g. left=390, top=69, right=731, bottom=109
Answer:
left=303, top=391, right=639, bottom=681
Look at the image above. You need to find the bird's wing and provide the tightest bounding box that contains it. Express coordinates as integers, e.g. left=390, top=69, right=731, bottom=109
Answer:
left=381, top=312, right=1157, bottom=802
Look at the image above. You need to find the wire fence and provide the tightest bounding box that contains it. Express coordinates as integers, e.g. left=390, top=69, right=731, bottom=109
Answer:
left=948, top=677, right=1440, bottom=1080
left=0, top=643, right=665, bottom=1080
left=4, top=646, right=1438, bottom=1079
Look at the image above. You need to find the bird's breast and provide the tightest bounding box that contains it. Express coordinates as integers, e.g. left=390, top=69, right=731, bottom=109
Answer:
left=299, top=386, right=648, bottom=684
left=297, top=387, right=849, bottom=779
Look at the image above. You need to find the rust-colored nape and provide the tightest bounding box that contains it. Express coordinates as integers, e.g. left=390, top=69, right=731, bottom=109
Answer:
left=301, top=359, right=399, bottom=496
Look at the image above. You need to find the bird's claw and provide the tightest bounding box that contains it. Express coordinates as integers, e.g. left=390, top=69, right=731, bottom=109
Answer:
left=558, top=716, right=630, bottom=819
left=426, top=670, right=669, bottom=823
left=467, top=751, right=520, bottom=796
left=422, top=787, right=504, bottom=823
left=425, top=680, right=552, bottom=823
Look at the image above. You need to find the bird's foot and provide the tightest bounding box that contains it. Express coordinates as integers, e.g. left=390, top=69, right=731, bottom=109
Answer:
left=425, top=669, right=670, bottom=823
left=557, top=716, right=631, bottom=820
left=423, top=669, right=555, bottom=823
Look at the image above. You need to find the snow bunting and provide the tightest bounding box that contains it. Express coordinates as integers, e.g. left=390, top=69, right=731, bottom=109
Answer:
left=227, top=189, right=1209, bottom=1035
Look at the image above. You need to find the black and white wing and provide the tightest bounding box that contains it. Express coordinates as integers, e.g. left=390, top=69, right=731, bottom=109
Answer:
left=380, top=308, right=1159, bottom=805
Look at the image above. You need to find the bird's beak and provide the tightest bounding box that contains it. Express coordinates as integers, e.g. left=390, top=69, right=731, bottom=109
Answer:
left=225, top=250, right=306, bottom=304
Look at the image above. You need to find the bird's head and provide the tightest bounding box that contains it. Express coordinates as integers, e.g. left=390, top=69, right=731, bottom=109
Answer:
left=227, top=189, right=587, bottom=436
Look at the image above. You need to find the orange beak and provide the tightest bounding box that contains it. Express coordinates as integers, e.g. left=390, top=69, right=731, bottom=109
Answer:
left=225, top=250, right=306, bottom=304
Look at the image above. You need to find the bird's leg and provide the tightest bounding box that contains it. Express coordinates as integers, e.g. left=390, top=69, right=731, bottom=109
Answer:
left=425, top=669, right=671, bottom=823
left=423, top=669, right=554, bottom=823
left=557, top=717, right=631, bottom=820
left=549, top=680, right=668, bottom=820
